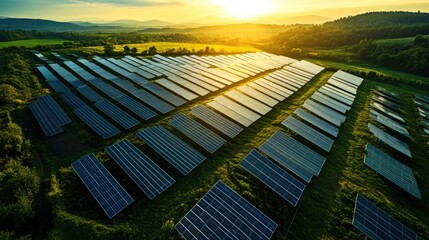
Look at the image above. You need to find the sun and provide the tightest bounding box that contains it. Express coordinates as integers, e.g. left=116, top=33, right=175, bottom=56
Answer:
left=211, top=0, right=274, bottom=19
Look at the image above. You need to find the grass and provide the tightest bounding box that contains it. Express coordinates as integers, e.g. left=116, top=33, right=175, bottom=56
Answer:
left=375, top=35, right=429, bottom=47
left=304, top=47, right=354, bottom=58
left=15, top=52, right=429, bottom=239
left=0, top=39, right=69, bottom=48
left=305, top=58, right=429, bottom=84
left=79, top=42, right=260, bottom=54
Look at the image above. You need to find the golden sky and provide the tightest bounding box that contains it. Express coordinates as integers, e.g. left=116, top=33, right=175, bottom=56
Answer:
left=1, top=0, right=429, bottom=23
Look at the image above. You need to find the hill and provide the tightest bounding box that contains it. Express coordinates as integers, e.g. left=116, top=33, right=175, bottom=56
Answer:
left=329, top=11, right=429, bottom=26
left=0, top=18, right=81, bottom=31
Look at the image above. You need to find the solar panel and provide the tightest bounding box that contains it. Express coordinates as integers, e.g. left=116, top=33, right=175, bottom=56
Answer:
left=254, top=78, right=294, bottom=97
left=364, top=144, right=420, bottom=199
left=113, top=94, right=157, bottom=120
left=214, top=96, right=261, bottom=122
left=282, top=116, right=335, bottom=152
left=370, top=109, right=409, bottom=137
left=237, top=86, right=279, bottom=107
left=191, top=105, right=243, bottom=138
left=37, top=65, right=59, bottom=81
left=332, top=70, right=364, bottom=86
left=132, top=89, right=175, bottom=114
left=225, top=90, right=272, bottom=115
left=37, top=95, right=72, bottom=126
left=175, top=180, right=278, bottom=240
left=105, top=139, right=175, bottom=199
left=156, top=78, right=198, bottom=101
left=368, top=123, right=411, bottom=158
left=352, top=194, right=417, bottom=240
left=94, top=100, right=140, bottom=130
left=136, top=126, right=206, bottom=175
left=372, top=103, right=405, bottom=123
left=303, top=99, right=346, bottom=127
left=207, top=101, right=253, bottom=127
left=259, top=130, right=326, bottom=183
left=239, top=150, right=306, bottom=207
left=311, top=91, right=350, bottom=114
left=372, top=95, right=401, bottom=113
left=74, top=104, right=121, bottom=139
left=141, top=82, right=187, bottom=107
left=71, top=154, right=133, bottom=219
left=30, top=102, right=64, bottom=137
left=327, top=78, right=357, bottom=95
left=169, top=113, right=226, bottom=154
left=60, top=91, right=86, bottom=110
left=76, top=85, right=105, bottom=103
left=318, top=87, right=353, bottom=106
left=294, top=108, right=339, bottom=137
left=47, top=80, right=71, bottom=93
left=265, top=75, right=299, bottom=92
left=168, top=75, right=210, bottom=96
left=247, top=82, right=285, bottom=101
left=179, top=74, right=218, bottom=92
left=376, top=86, right=400, bottom=101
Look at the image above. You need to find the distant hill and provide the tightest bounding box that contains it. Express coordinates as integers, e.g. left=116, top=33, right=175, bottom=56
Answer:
left=0, top=18, right=81, bottom=31
left=106, top=19, right=174, bottom=27
left=329, top=11, right=429, bottom=26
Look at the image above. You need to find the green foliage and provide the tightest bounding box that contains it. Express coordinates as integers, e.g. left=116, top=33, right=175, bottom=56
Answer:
left=148, top=45, right=157, bottom=55
left=0, top=123, right=30, bottom=160
left=0, top=84, right=18, bottom=104
left=130, top=47, right=138, bottom=54
left=123, top=45, right=130, bottom=54
left=103, top=43, right=115, bottom=54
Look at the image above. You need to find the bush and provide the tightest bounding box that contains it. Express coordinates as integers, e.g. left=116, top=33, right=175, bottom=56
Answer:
left=0, top=84, right=18, bottom=104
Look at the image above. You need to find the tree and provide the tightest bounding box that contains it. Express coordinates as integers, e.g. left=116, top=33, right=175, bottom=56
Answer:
left=0, top=84, right=18, bottom=104
left=205, top=46, right=210, bottom=53
left=103, top=42, right=115, bottom=54
left=148, top=46, right=157, bottom=55
left=414, top=34, right=428, bottom=46
left=123, top=45, right=131, bottom=54
left=130, top=47, right=138, bottom=54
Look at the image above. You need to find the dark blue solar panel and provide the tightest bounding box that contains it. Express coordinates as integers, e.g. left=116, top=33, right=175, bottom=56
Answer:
left=259, top=130, right=326, bottom=183
left=47, top=81, right=71, bottom=93
left=30, top=102, right=64, bottom=137
left=113, top=94, right=157, bottom=120
left=141, top=82, right=187, bottom=107
left=76, top=85, right=105, bottom=103
left=74, top=104, right=121, bottom=139
left=169, top=113, right=226, bottom=154
left=60, top=91, right=86, bottom=110
left=133, top=89, right=174, bottom=114
left=136, top=126, right=206, bottom=175
left=239, top=150, right=306, bottom=207
left=353, top=194, right=417, bottom=240
left=37, top=95, right=71, bottom=126
left=191, top=105, right=243, bottom=138
left=71, top=154, right=134, bottom=219
left=105, top=139, right=175, bottom=199
left=175, top=181, right=278, bottom=240
left=94, top=100, right=139, bottom=130
left=282, top=116, right=334, bottom=152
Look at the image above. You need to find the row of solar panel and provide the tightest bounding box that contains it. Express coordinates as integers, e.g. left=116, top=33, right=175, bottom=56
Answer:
left=30, top=94, right=71, bottom=136
left=414, top=95, right=429, bottom=135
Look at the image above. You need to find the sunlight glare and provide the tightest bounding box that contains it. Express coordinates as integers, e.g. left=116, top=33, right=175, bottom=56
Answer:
left=211, top=0, right=274, bottom=19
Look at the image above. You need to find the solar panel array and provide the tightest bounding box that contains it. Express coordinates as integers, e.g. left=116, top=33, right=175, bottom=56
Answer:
left=352, top=194, right=417, bottom=240
left=175, top=181, right=278, bottom=240
left=259, top=130, right=326, bottom=183
left=30, top=94, right=71, bottom=136
left=136, top=126, right=206, bottom=175
left=415, top=94, right=429, bottom=134
left=169, top=113, right=226, bottom=154
left=364, top=143, right=420, bottom=199
left=239, top=150, right=306, bottom=206
left=368, top=123, right=412, bottom=158
left=370, top=109, right=409, bottom=137
left=71, top=154, right=134, bottom=219
left=74, top=105, right=121, bottom=139
left=94, top=100, right=139, bottom=130
left=105, top=139, right=175, bottom=199
left=282, top=116, right=335, bottom=152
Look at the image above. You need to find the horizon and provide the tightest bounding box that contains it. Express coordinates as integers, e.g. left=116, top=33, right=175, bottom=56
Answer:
left=1, top=0, right=429, bottom=24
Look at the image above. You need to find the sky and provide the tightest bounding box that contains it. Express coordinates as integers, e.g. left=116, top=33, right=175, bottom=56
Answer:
left=1, top=0, right=429, bottom=23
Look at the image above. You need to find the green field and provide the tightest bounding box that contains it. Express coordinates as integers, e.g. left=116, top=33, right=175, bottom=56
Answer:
left=80, top=42, right=260, bottom=54
left=376, top=35, right=429, bottom=46
left=305, top=58, right=429, bottom=84
left=0, top=39, right=69, bottom=48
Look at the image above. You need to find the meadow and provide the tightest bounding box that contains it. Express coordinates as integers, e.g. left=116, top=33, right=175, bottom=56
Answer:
left=0, top=39, right=68, bottom=48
